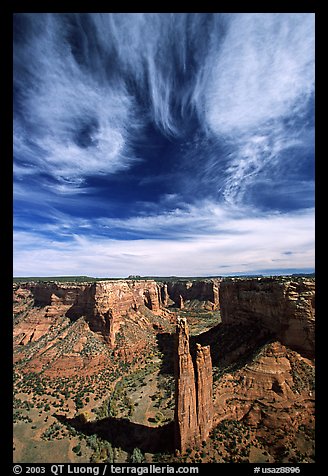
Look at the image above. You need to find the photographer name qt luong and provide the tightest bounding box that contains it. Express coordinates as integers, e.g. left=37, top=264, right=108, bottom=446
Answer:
left=51, top=466, right=100, bottom=476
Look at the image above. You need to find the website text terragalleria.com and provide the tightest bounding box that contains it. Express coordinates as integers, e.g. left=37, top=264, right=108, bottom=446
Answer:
left=49, top=465, right=199, bottom=475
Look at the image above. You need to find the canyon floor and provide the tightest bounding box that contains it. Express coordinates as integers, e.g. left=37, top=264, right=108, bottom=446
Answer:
left=13, top=279, right=315, bottom=464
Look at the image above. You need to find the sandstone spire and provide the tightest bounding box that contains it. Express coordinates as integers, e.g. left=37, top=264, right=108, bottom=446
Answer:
left=196, top=343, right=213, bottom=442
left=174, top=317, right=198, bottom=452
left=174, top=317, right=213, bottom=453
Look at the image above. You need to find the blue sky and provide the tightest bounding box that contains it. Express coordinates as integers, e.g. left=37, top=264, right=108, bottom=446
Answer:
left=13, top=13, right=315, bottom=277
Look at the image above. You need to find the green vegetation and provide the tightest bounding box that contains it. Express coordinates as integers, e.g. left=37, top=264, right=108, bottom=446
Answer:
left=130, top=448, right=144, bottom=463
left=288, top=351, right=315, bottom=393
left=13, top=286, right=315, bottom=464
left=41, top=422, right=63, bottom=441
left=72, top=443, right=82, bottom=456
left=86, top=434, right=115, bottom=463
left=96, top=377, right=135, bottom=420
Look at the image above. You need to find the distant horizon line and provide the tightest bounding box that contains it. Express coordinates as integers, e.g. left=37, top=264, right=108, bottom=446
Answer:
left=13, top=270, right=315, bottom=281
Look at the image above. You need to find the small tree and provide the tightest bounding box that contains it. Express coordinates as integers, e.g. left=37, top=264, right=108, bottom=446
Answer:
left=72, top=443, right=81, bottom=454
left=131, top=447, right=144, bottom=463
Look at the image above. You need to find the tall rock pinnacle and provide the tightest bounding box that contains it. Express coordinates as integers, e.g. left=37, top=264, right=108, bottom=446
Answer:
left=174, top=317, right=198, bottom=452
left=196, top=343, right=213, bottom=442
left=174, top=317, right=213, bottom=453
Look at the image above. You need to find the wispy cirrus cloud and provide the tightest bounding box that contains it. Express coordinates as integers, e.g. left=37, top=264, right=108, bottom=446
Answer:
left=13, top=13, right=315, bottom=277
left=13, top=14, right=225, bottom=187
left=14, top=202, right=314, bottom=276
left=201, top=13, right=315, bottom=206
left=14, top=13, right=314, bottom=195
left=204, top=13, right=314, bottom=136
left=14, top=14, right=142, bottom=184
left=220, top=121, right=314, bottom=206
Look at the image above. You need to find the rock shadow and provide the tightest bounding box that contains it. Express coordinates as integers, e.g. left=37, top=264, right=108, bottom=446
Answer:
left=190, top=322, right=274, bottom=370
left=27, top=282, right=97, bottom=323
left=28, top=283, right=56, bottom=307
left=65, top=285, right=96, bottom=322
left=156, top=332, right=175, bottom=375
left=56, top=414, right=175, bottom=454
left=156, top=320, right=274, bottom=376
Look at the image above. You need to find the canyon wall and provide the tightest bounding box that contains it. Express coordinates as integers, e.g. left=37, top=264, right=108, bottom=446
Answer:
left=13, top=284, right=89, bottom=346
left=14, top=276, right=315, bottom=355
left=163, top=279, right=220, bottom=310
left=174, top=317, right=213, bottom=453
left=14, top=280, right=163, bottom=347
left=14, top=278, right=221, bottom=347
left=219, top=277, right=315, bottom=357
left=86, top=280, right=162, bottom=345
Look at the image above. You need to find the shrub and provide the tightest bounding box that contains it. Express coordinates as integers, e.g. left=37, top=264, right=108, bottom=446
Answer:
left=131, top=448, right=144, bottom=463
left=72, top=443, right=81, bottom=454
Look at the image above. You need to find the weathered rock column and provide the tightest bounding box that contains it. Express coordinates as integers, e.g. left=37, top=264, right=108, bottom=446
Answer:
left=196, top=343, right=213, bottom=442
left=174, top=317, right=199, bottom=452
left=174, top=317, right=213, bottom=453
left=160, top=283, right=169, bottom=306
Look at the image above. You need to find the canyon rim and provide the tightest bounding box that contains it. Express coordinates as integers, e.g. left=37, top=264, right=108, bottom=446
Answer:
left=13, top=275, right=315, bottom=464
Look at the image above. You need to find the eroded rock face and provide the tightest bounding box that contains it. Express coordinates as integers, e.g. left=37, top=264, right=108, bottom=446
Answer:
left=13, top=284, right=88, bottom=346
left=174, top=317, right=198, bottom=452
left=174, top=317, right=213, bottom=453
left=14, top=280, right=164, bottom=347
left=85, top=280, right=163, bottom=346
left=212, top=341, right=314, bottom=432
left=220, top=278, right=315, bottom=357
left=14, top=278, right=223, bottom=349
left=14, top=316, right=114, bottom=377
left=164, top=279, right=220, bottom=310
left=196, top=343, right=213, bottom=442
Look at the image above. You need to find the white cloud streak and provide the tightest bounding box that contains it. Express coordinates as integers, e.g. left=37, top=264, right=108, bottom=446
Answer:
left=201, top=13, right=315, bottom=205
left=13, top=14, right=315, bottom=277
left=14, top=204, right=314, bottom=277
left=221, top=122, right=312, bottom=205
left=14, top=13, right=314, bottom=202
left=14, top=14, right=141, bottom=183
left=205, top=13, right=314, bottom=135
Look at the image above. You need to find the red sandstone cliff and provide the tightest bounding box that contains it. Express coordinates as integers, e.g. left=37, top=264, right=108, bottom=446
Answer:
left=84, top=280, right=163, bottom=346
left=14, top=280, right=164, bottom=347
left=163, top=279, right=220, bottom=310
left=212, top=340, right=314, bottom=434
left=14, top=278, right=221, bottom=349
left=219, top=278, right=315, bottom=357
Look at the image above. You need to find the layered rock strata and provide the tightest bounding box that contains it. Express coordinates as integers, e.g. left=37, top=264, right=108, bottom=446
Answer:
left=174, top=317, right=199, bottom=452
left=14, top=280, right=163, bottom=347
left=174, top=317, right=213, bottom=452
left=164, top=279, right=220, bottom=310
left=85, top=280, right=162, bottom=346
left=220, top=278, right=315, bottom=357
left=14, top=276, right=315, bottom=355
left=212, top=341, right=314, bottom=432
left=196, top=343, right=213, bottom=442
left=14, top=278, right=222, bottom=348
